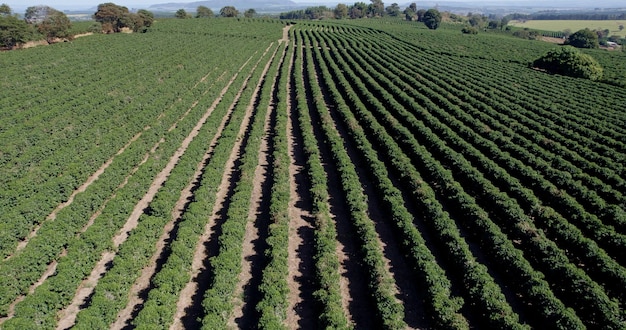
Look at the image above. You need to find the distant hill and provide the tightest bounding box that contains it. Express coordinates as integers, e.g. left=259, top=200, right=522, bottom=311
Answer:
left=149, top=0, right=300, bottom=12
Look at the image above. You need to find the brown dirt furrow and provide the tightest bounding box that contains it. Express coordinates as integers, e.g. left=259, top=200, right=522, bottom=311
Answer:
left=298, top=40, right=363, bottom=327
left=55, top=64, right=236, bottom=330
left=56, top=251, right=115, bottom=330
left=8, top=68, right=221, bottom=262
left=0, top=249, right=68, bottom=325
left=230, top=41, right=287, bottom=329
left=285, top=40, right=317, bottom=329
left=0, top=147, right=154, bottom=327
left=170, top=44, right=275, bottom=330
left=281, top=25, right=291, bottom=44
left=168, top=71, right=226, bottom=133
left=111, top=68, right=244, bottom=330
left=7, top=127, right=147, bottom=261
left=314, top=37, right=425, bottom=328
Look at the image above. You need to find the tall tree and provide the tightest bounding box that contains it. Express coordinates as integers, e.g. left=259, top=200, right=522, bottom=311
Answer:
left=175, top=9, right=189, bottom=19
left=416, top=9, right=426, bottom=21
left=500, top=16, right=509, bottom=30
left=0, top=3, right=10, bottom=15
left=0, top=4, right=33, bottom=48
left=368, top=0, right=384, bottom=17
left=35, top=8, right=72, bottom=43
left=566, top=28, right=599, bottom=49
left=134, top=9, right=154, bottom=32
left=220, top=6, right=239, bottom=17
left=349, top=2, right=367, bottom=19
left=196, top=5, right=213, bottom=18
left=386, top=3, right=400, bottom=17
left=244, top=8, right=256, bottom=18
left=409, top=2, right=417, bottom=12
left=423, top=8, right=441, bottom=29
left=404, top=8, right=415, bottom=21
left=94, top=3, right=129, bottom=33
left=24, top=5, right=52, bottom=24
left=335, top=4, right=348, bottom=19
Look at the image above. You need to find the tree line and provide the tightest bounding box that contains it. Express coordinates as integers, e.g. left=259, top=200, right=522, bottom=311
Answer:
left=508, top=11, right=626, bottom=21
left=278, top=1, right=443, bottom=29
left=173, top=6, right=257, bottom=19
left=0, top=2, right=154, bottom=49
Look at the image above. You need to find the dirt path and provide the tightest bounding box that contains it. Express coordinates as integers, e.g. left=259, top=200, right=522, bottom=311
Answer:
left=0, top=132, right=160, bottom=327
left=170, top=43, right=276, bottom=330
left=109, top=70, right=238, bottom=330
left=0, top=250, right=68, bottom=325
left=55, top=67, right=235, bottom=329
left=297, top=40, right=366, bottom=327
left=6, top=128, right=145, bottom=261
left=315, top=36, right=425, bottom=328
left=7, top=68, right=221, bottom=262
left=285, top=41, right=318, bottom=329
left=281, top=25, right=291, bottom=43
left=228, top=45, right=284, bottom=330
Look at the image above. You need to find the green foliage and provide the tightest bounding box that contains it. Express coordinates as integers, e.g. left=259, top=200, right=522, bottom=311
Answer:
left=335, top=4, right=348, bottom=19
left=0, top=12, right=34, bottom=48
left=196, top=5, right=213, bottom=18
left=175, top=9, right=189, bottom=19
left=533, top=46, right=603, bottom=81
left=244, top=8, right=256, bottom=18
left=35, top=8, right=72, bottom=42
left=423, top=8, right=442, bottom=30
left=220, top=6, right=239, bottom=18
left=513, top=28, right=540, bottom=40
left=461, top=26, right=478, bottom=34
left=385, top=3, right=401, bottom=17
left=565, top=28, right=599, bottom=49
left=0, top=3, right=11, bottom=15
left=93, top=3, right=152, bottom=33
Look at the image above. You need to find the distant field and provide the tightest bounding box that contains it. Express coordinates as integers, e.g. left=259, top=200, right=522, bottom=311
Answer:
left=510, top=19, right=626, bottom=37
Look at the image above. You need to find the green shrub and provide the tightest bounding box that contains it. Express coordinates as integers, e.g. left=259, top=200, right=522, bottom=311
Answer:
left=532, top=46, right=603, bottom=81
left=461, top=26, right=478, bottom=34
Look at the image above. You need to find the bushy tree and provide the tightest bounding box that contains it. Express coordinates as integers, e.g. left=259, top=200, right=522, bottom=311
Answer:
left=335, top=4, right=348, bottom=19
left=94, top=3, right=129, bottom=33
left=462, top=26, right=478, bottom=34
left=25, top=5, right=52, bottom=24
left=385, top=3, right=400, bottom=17
left=93, top=3, right=153, bottom=33
left=0, top=3, right=10, bottom=15
left=416, top=9, right=426, bottom=22
left=35, top=7, right=72, bottom=43
left=244, top=8, right=256, bottom=18
left=565, top=28, right=599, bottom=49
left=175, top=9, right=189, bottom=19
left=368, top=0, right=384, bottom=17
left=423, top=8, right=441, bottom=30
left=196, top=5, right=213, bottom=18
left=0, top=4, right=33, bottom=48
left=533, top=46, right=603, bottom=81
left=135, top=9, right=154, bottom=32
left=220, top=6, right=239, bottom=17
left=403, top=8, right=415, bottom=21
left=350, top=2, right=367, bottom=19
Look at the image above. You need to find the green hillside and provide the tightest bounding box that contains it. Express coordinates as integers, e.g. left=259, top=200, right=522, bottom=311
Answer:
left=0, top=17, right=625, bottom=329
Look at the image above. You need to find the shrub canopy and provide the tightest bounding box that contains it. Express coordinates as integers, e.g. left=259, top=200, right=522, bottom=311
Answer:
left=533, top=46, right=603, bottom=81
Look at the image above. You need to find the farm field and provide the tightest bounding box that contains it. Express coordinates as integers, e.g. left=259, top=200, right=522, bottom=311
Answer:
left=510, top=19, right=626, bottom=37
left=1, top=17, right=626, bottom=329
